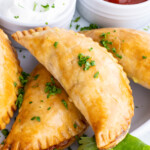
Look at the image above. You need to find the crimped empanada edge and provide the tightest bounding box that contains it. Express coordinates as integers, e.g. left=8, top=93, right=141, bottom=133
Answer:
left=0, top=30, right=22, bottom=130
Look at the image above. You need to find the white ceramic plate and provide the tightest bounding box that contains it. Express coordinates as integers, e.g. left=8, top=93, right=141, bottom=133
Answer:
left=0, top=10, right=150, bottom=148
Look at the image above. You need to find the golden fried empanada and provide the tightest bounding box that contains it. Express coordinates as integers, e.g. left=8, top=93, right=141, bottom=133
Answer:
left=0, top=29, right=22, bottom=129
left=81, top=28, right=150, bottom=89
left=2, top=64, right=88, bottom=150
left=12, top=27, right=134, bottom=149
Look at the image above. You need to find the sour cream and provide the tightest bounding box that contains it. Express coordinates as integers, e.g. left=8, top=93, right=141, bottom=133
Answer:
left=0, top=0, right=70, bottom=24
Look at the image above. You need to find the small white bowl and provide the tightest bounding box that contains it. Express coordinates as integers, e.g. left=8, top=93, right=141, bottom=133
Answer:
left=0, top=0, right=76, bottom=48
left=77, top=0, right=150, bottom=28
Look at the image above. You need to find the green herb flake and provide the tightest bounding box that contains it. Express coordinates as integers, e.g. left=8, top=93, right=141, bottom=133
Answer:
left=73, top=16, right=80, bottom=22
left=34, top=74, right=40, bottom=80
left=45, top=77, right=62, bottom=98
left=80, top=24, right=98, bottom=31
left=142, top=56, right=147, bottom=59
left=19, top=49, right=22, bottom=52
left=41, top=100, right=44, bottom=102
left=61, top=99, right=68, bottom=109
left=54, top=41, right=59, bottom=48
left=51, top=3, right=55, bottom=8
left=76, top=24, right=80, bottom=30
left=112, top=48, right=116, bottom=53
left=100, top=39, right=112, bottom=50
left=74, top=123, right=77, bottom=129
left=33, top=2, right=37, bottom=11
left=89, top=47, right=93, bottom=51
left=29, top=101, right=33, bottom=104
left=90, top=61, right=96, bottom=66
left=116, top=54, right=122, bottom=59
left=19, top=72, right=30, bottom=86
left=113, top=30, right=116, bottom=32
left=45, top=22, right=48, bottom=25
left=36, top=116, right=40, bottom=122
left=94, top=72, right=99, bottom=78
left=14, top=82, right=17, bottom=87
left=78, top=53, right=95, bottom=71
left=31, top=116, right=40, bottom=122
left=41, top=4, right=49, bottom=11
left=47, top=107, right=51, bottom=110
left=23, top=55, right=26, bottom=59
left=16, top=92, right=23, bottom=109
left=1, top=129, right=9, bottom=138
left=1, top=141, right=4, bottom=145
left=14, top=16, right=19, bottom=19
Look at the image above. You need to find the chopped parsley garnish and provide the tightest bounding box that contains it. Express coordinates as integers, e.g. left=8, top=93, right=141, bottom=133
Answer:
left=94, top=72, right=99, bottom=78
left=19, top=72, right=30, bottom=86
left=31, top=116, right=40, bottom=122
left=73, top=16, right=80, bottom=22
left=61, top=99, right=68, bottom=109
left=76, top=24, right=80, bottom=30
left=100, top=32, right=110, bottom=38
left=29, top=101, right=33, bottom=104
left=112, top=48, right=116, bottom=53
left=14, top=16, right=19, bottom=19
left=113, top=30, right=116, bottom=32
left=16, top=72, right=29, bottom=109
left=1, top=129, right=9, bottom=138
left=41, top=100, right=44, bottom=102
left=45, top=22, right=48, bottom=25
left=41, top=4, right=49, bottom=11
left=78, top=53, right=95, bottom=71
left=51, top=3, right=55, bottom=8
left=74, top=123, right=77, bottom=129
left=100, top=32, right=123, bottom=59
left=45, top=77, right=61, bottom=98
left=142, top=56, right=147, bottom=59
left=54, top=41, right=59, bottom=48
left=47, top=107, right=51, bottom=110
left=19, top=49, right=22, bottom=52
left=16, top=92, right=23, bottom=109
left=100, top=39, right=112, bottom=50
left=23, top=55, right=26, bottom=58
left=89, top=47, right=93, bottom=51
left=33, top=2, right=37, bottom=11
left=34, top=74, right=40, bottom=80
left=14, top=82, right=17, bottom=87
left=116, top=53, right=122, bottom=59
left=80, top=24, right=98, bottom=31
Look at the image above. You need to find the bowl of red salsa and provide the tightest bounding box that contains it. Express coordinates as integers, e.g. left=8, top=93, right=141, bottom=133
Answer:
left=77, top=0, right=150, bottom=28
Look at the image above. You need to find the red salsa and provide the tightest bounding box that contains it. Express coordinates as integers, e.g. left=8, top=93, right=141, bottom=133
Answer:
left=104, top=0, right=147, bottom=4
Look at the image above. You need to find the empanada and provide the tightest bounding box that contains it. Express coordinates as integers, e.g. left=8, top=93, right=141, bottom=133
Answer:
left=2, top=64, right=88, bottom=150
left=0, top=29, right=22, bottom=129
left=12, top=27, right=134, bottom=149
left=81, top=28, right=150, bottom=89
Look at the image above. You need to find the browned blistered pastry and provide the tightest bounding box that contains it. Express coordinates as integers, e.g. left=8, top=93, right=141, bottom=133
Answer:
left=0, top=29, right=22, bottom=130
left=12, top=27, right=134, bottom=149
left=81, top=28, right=150, bottom=89
left=2, top=64, right=88, bottom=150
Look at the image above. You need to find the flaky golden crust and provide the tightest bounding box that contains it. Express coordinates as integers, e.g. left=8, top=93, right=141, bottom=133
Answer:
left=81, top=28, right=150, bottom=89
left=12, top=27, right=134, bottom=149
left=0, top=29, right=22, bottom=130
left=2, top=64, right=88, bottom=150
